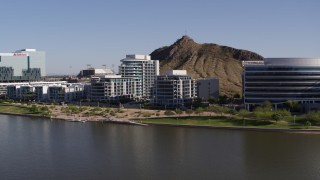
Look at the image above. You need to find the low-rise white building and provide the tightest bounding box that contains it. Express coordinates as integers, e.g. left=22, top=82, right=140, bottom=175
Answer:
left=6, top=82, right=85, bottom=102
left=90, top=75, right=136, bottom=102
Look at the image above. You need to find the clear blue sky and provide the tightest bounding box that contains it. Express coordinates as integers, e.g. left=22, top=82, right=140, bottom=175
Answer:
left=1, top=0, right=319, bottom=75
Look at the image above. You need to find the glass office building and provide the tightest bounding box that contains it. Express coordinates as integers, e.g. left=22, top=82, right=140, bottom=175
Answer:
left=243, top=58, right=320, bottom=110
left=0, top=49, right=45, bottom=82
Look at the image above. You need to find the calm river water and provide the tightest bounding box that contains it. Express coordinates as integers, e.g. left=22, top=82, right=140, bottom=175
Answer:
left=0, top=115, right=320, bottom=180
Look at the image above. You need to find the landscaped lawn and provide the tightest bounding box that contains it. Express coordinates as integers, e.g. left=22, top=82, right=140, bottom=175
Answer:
left=0, top=103, right=48, bottom=116
left=138, top=116, right=316, bottom=129
left=0, top=104, right=31, bottom=114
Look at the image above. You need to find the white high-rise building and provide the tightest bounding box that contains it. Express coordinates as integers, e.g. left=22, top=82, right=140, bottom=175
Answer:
left=119, top=54, right=159, bottom=99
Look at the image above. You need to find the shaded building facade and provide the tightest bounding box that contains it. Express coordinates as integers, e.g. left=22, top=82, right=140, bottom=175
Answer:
left=152, top=70, right=197, bottom=108
left=243, top=58, right=320, bottom=111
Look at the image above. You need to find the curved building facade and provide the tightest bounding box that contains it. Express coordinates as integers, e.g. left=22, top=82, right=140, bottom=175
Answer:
left=119, top=54, right=159, bottom=99
left=243, top=58, right=320, bottom=110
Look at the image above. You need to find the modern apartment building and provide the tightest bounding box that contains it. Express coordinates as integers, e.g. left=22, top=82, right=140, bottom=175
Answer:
left=6, top=82, right=84, bottom=102
left=119, top=54, right=159, bottom=99
left=90, top=75, right=136, bottom=102
left=3, top=81, right=66, bottom=98
left=47, top=84, right=85, bottom=102
left=0, top=49, right=46, bottom=81
left=151, top=70, right=197, bottom=108
left=243, top=58, right=320, bottom=111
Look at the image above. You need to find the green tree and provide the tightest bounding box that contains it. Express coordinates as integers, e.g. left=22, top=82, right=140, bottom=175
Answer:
left=271, top=113, right=282, bottom=121
left=262, top=101, right=273, bottom=111
left=239, top=109, right=250, bottom=126
left=275, top=109, right=291, bottom=121
left=239, top=109, right=249, bottom=119
left=218, top=95, right=228, bottom=105
left=253, top=106, right=272, bottom=120
left=29, top=105, right=39, bottom=113
left=233, top=93, right=241, bottom=99
left=212, top=105, right=225, bottom=116
left=285, top=100, right=301, bottom=112
left=292, top=101, right=301, bottom=112
left=227, top=108, right=238, bottom=115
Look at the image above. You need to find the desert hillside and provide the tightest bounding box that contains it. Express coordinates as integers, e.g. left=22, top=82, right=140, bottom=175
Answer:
left=150, top=36, right=263, bottom=96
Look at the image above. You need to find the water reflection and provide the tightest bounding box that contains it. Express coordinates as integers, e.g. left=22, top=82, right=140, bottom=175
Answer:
left=0, top=115, right=320, bottom=180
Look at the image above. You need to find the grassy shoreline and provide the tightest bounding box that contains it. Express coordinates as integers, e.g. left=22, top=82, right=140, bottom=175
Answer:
left=1, top=102, right=320, bottom=133
left=135, top=116, right=320, bottom=131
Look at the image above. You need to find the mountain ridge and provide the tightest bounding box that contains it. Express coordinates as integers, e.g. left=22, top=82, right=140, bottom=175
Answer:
left=150, top=36, right=263, bottom=96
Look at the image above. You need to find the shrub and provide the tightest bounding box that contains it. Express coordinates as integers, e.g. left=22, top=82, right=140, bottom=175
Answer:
left=227, top=109, right=238, bottom=115
left=93, top=107, right=102, bottom=112
left=195, top=107, right=204, bottom=115
left=29, top=105, right=39, bottom=113
left=110, top=111, right=116, bottom=116
left=164, top=110, right=175, bottom=116
left=305, top=121, right=312, bottom=127
left=210, top=105, right=226, bottom=116
left=117, top=108, right=125, bottom=113
left=238, top=109, right=250, bottom=118
left=186, top=109, right=193, bottom=116
left=271, top=113, right=282, bottom=121
left=175, top=109, right=183, bottom=116
left=253, top=107, right=273, bottom=120
left=142, top=112, right=152, bottom=117
left=40, top=106, right=49, bottom=111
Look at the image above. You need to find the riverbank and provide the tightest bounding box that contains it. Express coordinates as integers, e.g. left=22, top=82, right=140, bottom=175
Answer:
left=134, top=116, right=320, bottom=134
left=1, top=102, right=320, bottom=133
left=0, top=103, right=144, bottom=125
left=141, top=122, right=320, bottom=134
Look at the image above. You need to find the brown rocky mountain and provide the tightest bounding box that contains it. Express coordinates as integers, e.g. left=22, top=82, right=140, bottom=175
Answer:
left=150, top=36, right=263, bottom=96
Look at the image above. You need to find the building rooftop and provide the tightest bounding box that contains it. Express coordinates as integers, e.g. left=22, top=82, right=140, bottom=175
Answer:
left=243, top=58, right=320, bottom=67
left=125, top=54, right=151, bottom=60
left=165, top=70, right=187, bottom=76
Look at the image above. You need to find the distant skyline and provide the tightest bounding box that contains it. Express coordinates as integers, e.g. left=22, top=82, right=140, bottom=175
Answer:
left=1, top=0, right=319, bottom=75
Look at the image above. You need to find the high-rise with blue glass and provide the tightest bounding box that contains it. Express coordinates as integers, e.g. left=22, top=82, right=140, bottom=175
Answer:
left=243, top=58, right=320, bottom=111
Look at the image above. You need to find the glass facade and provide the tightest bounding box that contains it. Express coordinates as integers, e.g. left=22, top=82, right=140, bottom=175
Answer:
left=0, top=49, right=45, bottom=82
left=243, top=58, right=320, bottom=106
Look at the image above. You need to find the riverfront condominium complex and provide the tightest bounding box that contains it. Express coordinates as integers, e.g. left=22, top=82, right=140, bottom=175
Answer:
left=119, top=55, right=159, bottom=99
